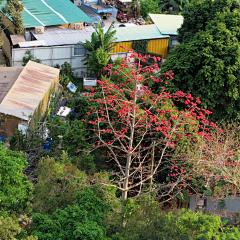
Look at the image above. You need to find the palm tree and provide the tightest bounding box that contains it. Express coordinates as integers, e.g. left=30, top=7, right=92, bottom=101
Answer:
left=78, top=21, right=117, bottom=78
left=78, top=21, right=117, bottom=53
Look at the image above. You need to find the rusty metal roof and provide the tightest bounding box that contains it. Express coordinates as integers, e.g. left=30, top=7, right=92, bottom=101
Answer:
left=0, top=67, right=24, bottom=103
left=0, top=61, right=59, bottom=120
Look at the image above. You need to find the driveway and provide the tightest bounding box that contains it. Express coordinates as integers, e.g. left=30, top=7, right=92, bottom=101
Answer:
left=103, top=16, right=120, bottom=28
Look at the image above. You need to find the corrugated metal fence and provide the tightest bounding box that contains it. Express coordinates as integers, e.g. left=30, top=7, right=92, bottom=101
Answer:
left=12, top=45, right=128, bottom=77
left=110, top=38, right=169, bottom=59
left=190, top=195, right=240, bottom=224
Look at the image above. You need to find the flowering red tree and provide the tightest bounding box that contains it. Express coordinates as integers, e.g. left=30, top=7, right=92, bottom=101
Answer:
left=183, top=122, right=240, bottom=199
left=80, top=51, right=222, bottom=202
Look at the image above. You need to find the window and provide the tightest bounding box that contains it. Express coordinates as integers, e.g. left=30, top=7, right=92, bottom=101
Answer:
left=74, top=45, right=86, bottom=55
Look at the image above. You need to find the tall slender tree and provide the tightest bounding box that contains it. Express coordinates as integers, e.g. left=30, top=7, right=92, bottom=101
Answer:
left=0, top=0, right=24, bottom=46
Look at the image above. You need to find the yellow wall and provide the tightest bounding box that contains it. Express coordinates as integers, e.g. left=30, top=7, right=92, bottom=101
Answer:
left=148, top=38, right=169, bottom=59
left=110, top=41, right=132, bottom=53
left=110, top=38, right=169, bottom=59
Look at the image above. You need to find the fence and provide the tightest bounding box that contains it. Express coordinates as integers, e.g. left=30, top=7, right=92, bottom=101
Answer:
left=190, top=195, right=240, bottom=225
left=12, top=45, right=128, bottom=77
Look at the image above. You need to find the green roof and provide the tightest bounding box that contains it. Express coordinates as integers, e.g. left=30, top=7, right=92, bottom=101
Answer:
left=114, top=24, right=169, bottom=42
left=1, top=0, right=92, bottom=28
left=149, top=14, right=183, bottom=35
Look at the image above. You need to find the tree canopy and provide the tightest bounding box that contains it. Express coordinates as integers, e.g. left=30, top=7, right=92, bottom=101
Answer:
left=160, top=6, right=240, bottom=122
left=0, top=0, right=24, bottom=46
left=177, top=0, right=240, bottom=44
left=0, top=144, right=32, bottom=215
left=32, top=190, right=111, bottom=240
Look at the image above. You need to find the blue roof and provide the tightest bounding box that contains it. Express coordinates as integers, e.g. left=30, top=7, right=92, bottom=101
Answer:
left=1, top=0, right=92, bottom=28
left=113, top=24, right=169, bottom=42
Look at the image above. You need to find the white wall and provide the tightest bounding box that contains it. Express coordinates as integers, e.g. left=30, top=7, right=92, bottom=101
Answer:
left=12, top=45, right=129, bottom=77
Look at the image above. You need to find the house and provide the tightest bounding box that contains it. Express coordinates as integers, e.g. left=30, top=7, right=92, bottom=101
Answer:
left=110, top=24, right=170, bottom=59
left=0, top=61, right=59, bottom=140
left=149, top=14, right=184, bottom=47
left=0, top=0, right=92, bottom=67
left=0, top=0, right=91, bottom=31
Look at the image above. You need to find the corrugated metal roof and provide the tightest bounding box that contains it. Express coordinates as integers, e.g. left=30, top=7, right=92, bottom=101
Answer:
left=0, top=67, right=24, bottom=103
left=0, top=0, right=92, bottom=28
left=149, top=14, right=183, bottom=35
left=113, top=24, right=169, bottom=42
left=32, top=27, right=95, bottom=46
left=0, top=61, right=59, bottom=120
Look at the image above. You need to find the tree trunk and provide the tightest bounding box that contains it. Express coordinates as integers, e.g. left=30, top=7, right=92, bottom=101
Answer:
left=121, top=85, right=137, bottom=202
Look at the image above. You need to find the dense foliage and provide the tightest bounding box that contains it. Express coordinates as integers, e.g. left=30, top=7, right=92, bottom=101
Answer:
left=3, top=0, right=240, bottom=233
left=0, top=0, right=24, bottom=46
left=140, top=0, right=161, bottom=19
left=33, top=156, right=88, bottom=215
left=78, top=22, right=116, bottom=78
left=160, top=1, right=240, bottom=122
left=0, top=144, right=32, bottom=215
left=177, top=0, right=240, bottom=44
left=111, top=206, right=240, bottom=240
left=32, top=190, right=111, bottom=240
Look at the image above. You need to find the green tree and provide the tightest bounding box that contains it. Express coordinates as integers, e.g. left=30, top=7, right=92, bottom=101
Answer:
left=177, top=0, right=240, bottom=44
left=158, top=0, right=189, bottom=14
left=78, top=21, right=117, bottom=53
left=0, top=0, right=24, bottom=46
left=62, top=119, right=96, bottom=173
left=32, top=190, right=111, bottom=240
left=0, top=144, right=32, bottom=215
left=84, top=48, right=110, bottom=78
left=78, top=22, right=117, bottom=78
left=111, top=207, right=240, bottom=240
left=0, top=215, right=37, bottom=240
left=140, top=0, right=161, bottom=20
left=160, top=11, right=240, bottom=122
left=33, top=156, right=88, bottom=215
